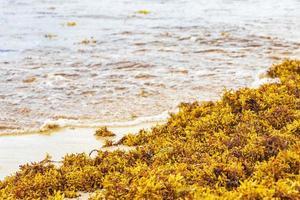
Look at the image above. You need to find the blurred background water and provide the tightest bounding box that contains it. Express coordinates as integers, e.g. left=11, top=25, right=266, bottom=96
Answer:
left=1, top=0, right=300, bottom=134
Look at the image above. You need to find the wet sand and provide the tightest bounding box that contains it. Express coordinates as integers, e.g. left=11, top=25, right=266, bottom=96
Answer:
left=0, top=122, right=158, bottom=180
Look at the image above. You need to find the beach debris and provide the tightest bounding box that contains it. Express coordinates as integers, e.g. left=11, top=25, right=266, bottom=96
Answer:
left=139, top=89, right=151, bottom=97
left=80, top=37, right=97, bottom=45
left=44, top=34, right=57, bottom=39
left=130, top=113, right=138, bottom=119
left=103, top=139, right=114, bottom=147
left=94, top=127, right=116, bottom=137
left=88, top=149, right=100, bottom=157
left=22, top=76, right=36, bottom=83
left=39, top=121, right=60, bottom=132
left=136, top=10, right=151, bottom=15
left=67, top=21, right=77, bottom=27
left=221, top=31, right=230, bottom=37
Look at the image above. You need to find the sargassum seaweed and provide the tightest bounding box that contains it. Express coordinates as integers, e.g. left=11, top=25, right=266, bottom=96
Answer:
left=0, top=60, right=299, bottom=199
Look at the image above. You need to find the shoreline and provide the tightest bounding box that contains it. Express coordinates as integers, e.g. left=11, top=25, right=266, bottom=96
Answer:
left=0, top=67, right=273, bottom=137
left=0, top=60, right=299, bottom=199
left=0, top=68, right=276, bottom=180
left=0, top=110, right=170, bottom=136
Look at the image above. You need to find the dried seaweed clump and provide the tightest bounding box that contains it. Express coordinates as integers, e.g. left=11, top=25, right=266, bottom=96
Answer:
left=0, top=60, right=299, bottom=199
left=94, top=127, right=115, bottom=137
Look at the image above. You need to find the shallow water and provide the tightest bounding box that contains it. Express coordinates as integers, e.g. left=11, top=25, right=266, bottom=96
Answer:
left=0, top=122, right=155, bottom=179
left=1, top=0, right=300, bottom=133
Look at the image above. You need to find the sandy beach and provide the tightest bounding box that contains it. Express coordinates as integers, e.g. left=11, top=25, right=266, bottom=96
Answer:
left=0, top=121, right=159, bottom=180
left=1, top=0, right=300, bottom=199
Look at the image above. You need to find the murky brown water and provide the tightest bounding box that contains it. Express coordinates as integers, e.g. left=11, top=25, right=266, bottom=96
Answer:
left=1, top=0, right=300, bottom=134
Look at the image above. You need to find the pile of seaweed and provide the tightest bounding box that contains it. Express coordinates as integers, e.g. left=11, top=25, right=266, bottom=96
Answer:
left=0, top=60, right=299, bottom=199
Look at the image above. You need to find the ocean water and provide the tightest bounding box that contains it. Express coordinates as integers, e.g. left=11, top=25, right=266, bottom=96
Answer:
left=1, top=0, right=300, bottom=134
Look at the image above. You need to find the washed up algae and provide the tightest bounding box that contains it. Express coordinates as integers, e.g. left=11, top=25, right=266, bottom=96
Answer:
left=94, top=127, right=116, bottom=137
left=0, top=60, right=299, bottom=199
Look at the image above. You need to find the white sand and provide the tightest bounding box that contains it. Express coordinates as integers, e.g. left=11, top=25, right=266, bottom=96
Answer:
left=0, top=122, right=158, bottom=180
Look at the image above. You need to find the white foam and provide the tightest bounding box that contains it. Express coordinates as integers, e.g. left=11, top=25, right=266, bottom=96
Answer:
left=251, top=68, right=280, bottom=88
left=39, top=110, right=171, bottom=132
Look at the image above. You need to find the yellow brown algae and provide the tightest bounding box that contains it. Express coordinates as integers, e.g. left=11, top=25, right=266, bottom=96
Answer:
left=0, top=60, right=299, bottom=199
left=94, top=127, right=116, bottom=137
left=136, top=10, right=151, bottom=15
left=66, top=22, right=77, bottom=27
